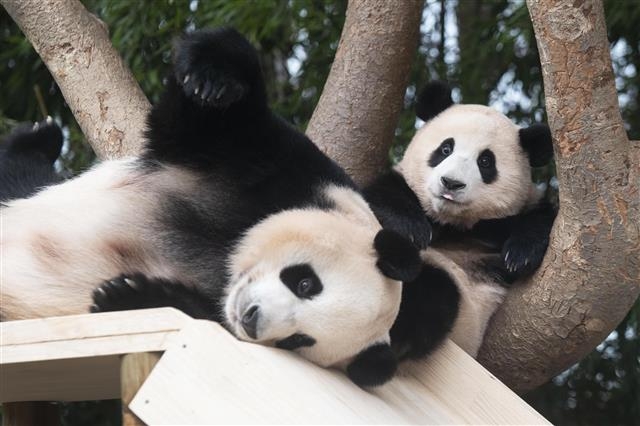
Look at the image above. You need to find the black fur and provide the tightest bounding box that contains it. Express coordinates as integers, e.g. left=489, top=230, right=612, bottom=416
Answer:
left=519, top=124, right=554, bottom=167
left=0, top=119, right=63, bottom=202
left=428, top=138, right=455, bottom=168
left=346, top=343, right=397, bottom=388
left=275, top=334, right=316, bottom=350
left=84, top=28, right=422, bottom=387
left=280, top=264, right=323, bottom=300
left=374, top=229, right=422, bottom=282
left=131, top=28, right=360, bottom=306
left=90, top=274, right=218, bottom=321
left=389, top=264, right=460, bottom=360
left=364, top=171, right=433, bottom=250
left=415, top=81, right=454, bottom=122
left=477, top=148, right=497, bottom=184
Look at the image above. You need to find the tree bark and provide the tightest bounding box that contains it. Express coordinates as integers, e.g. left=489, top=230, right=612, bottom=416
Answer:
left=1, top=0, right=150, bottom=159
left=306, top=0, right=424, bottom=186
left=477, top=0, right=640, bottom=393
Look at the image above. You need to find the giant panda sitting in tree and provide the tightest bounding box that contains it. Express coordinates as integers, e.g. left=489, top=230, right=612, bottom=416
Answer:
left=0, top=28, right=429, bottom=387
left=364, top=81, right=557, bottom=359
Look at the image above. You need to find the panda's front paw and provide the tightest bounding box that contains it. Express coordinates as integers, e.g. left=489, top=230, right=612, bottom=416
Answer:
left=89, top=274, right=149, bottom=313
left=173, top=28, right=257, bottom=108
left=502, top=236, right=548, bottom=279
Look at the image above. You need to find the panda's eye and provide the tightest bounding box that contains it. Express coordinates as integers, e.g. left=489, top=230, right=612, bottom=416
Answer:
left=280, top=263, right=323, bottom=299
left=478, top=153, right=495, bottom=168
left=441, top=143, right=452, bottom=156
left=297, top=278, right=314, bottom=296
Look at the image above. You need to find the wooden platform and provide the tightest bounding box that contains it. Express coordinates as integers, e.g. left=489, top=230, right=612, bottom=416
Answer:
left=0, top=308, right=549, bottom=424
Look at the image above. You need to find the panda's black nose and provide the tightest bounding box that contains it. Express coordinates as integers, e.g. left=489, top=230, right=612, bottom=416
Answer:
left=241, top=305, right=260, bottom=339
left=441, top=176, right=466, bottom=191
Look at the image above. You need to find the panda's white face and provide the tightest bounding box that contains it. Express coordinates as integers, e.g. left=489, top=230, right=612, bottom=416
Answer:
left=224, top=207, right=402, bottom=368
left=397, top=104, right=533, bottom=228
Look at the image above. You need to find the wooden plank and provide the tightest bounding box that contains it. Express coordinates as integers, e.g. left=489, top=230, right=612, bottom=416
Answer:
left=0, top=308, right=191, bottom=403
left=1, top=308, right=191, bottom=346
left=132, top=321, right=549, bottom=425
left=121, top=352, right=161, bottom=426
left=378, top=341, right=550, bottom=425
left=131, top=321, right=419, bottom=424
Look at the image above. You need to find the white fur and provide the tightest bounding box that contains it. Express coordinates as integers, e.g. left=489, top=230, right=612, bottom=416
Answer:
left=1, top=176, right=401, bottom=369
left=422, top=248, right=505, bottom=356
left=0, top=159, right=204, bottom=320
left=397, top=104, right=532, bottom=228
left=227, top=187, right=401, bottom=367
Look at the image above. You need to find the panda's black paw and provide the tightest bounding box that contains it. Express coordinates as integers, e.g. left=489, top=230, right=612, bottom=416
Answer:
left=89, top=274, right=150, bottom=313
left=173, top=28, right=259, bottom=109
left=4, top=116, right=63, bottom=164
left=502, top=235, right=548, bottom=279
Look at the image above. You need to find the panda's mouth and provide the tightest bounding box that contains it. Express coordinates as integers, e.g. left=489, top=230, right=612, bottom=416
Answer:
left=439, top=192, right=461, bottom=203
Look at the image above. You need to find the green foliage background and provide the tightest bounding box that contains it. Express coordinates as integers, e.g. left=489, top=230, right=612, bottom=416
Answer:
left=0, top=1, right=637, bottom=425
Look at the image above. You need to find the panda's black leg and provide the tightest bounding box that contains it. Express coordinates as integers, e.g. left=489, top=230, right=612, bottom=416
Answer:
left=390, top=264, right=460, bottom=360
left=90, top=273, right=218, bottom=321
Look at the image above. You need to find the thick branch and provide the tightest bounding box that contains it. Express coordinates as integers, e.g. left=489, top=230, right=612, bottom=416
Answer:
left=477, top=0, right=640, bottom=393
left=306, top=0, right=424, bottom=186
left=1, top=0, right=150, bottom=159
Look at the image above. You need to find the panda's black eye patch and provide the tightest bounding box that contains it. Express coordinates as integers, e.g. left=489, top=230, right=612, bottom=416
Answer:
left=275, top=333, right=316, bottom=351
left=477, top=149, right=497, bottom=184
left=280, top=263, right=323, bottom=299
left=428, top=138, right=455, bottom=168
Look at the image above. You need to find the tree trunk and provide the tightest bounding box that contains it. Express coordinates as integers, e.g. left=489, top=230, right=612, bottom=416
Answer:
left=306, top=0, right=424, bottom=186
left=477, top=0, right=640, bottom=393
left=0, top=0, right=150, bottom=159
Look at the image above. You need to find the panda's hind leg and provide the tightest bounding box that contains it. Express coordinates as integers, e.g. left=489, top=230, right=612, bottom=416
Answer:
left=90, top=274, right=218, bottom=321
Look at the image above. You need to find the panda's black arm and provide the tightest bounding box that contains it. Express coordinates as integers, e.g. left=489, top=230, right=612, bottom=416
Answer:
left=467, top=202, right=557, bottom=278
left=390, top=263, right=460, bottom=360
left=90, top=274, right=222, bottom=322
left=364, top=170, right=434, bottom=250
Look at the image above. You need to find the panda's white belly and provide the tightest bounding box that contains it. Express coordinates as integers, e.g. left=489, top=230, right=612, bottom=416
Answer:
left=421, top=247, right=506, bottom=357
left=0, top=159, right=186, bottom=320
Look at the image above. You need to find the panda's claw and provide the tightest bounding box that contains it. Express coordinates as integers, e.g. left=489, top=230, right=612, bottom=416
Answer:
left=183, top=74, right=190, bottom=84
left=123, top=277, right=138, bottom=289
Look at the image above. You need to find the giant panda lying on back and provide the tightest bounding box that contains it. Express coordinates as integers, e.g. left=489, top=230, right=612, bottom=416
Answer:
left=365, top=81, right=556, bottom=359
left=0, top=28, right=427, bottom=387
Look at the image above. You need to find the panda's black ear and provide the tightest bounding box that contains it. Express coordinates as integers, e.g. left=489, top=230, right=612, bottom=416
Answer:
left=415, top=80, right=454, bottom=122
left=519, top=124, right=554, bottom=167
left=374, top=229, right=422, bottom=282
left=347, top=342, right=397, bottom=387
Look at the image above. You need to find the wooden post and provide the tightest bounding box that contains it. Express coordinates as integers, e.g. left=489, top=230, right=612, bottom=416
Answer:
left=120, top=352, right=161, bottom=426
left=2, top=402, right=59, bottom=426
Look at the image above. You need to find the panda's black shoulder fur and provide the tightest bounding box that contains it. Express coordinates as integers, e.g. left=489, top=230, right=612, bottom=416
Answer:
left=0, top=119, right=63, bottom=202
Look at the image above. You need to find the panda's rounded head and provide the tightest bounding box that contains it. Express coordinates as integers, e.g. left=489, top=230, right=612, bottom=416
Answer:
left=397, top=81, right=553, bottom=228
left=224, top=189, right=421, bottom=386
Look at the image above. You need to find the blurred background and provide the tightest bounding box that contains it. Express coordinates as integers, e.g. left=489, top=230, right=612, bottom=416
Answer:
left=1, top=1, right=638, bottom=425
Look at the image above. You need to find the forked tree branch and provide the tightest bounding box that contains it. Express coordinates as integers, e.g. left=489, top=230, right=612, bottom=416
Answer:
left=1, top=0, right=150, bottom=159
left=307, top=0, right=424, bottom=186
left=477, top=0, right=640, bottom=392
